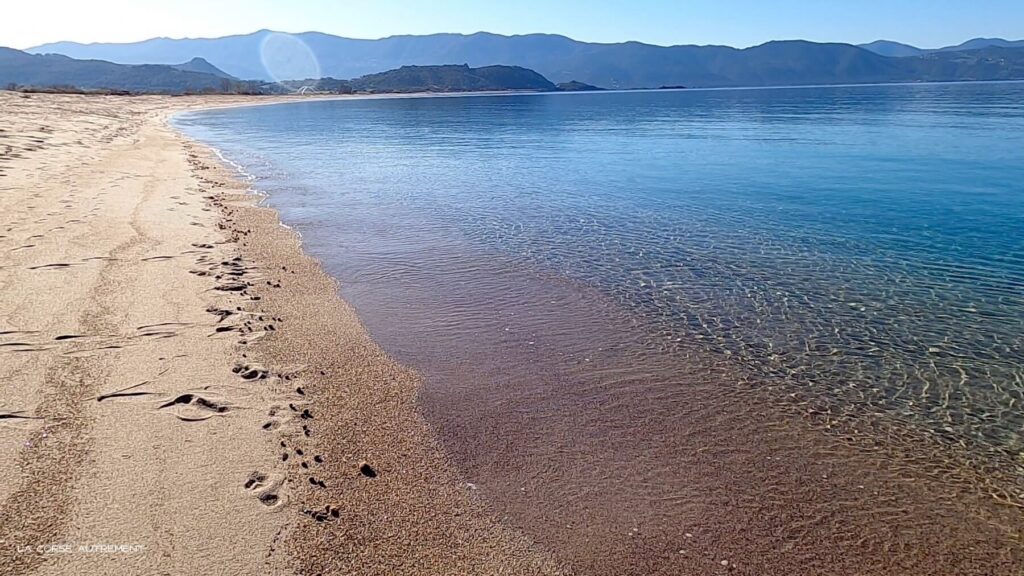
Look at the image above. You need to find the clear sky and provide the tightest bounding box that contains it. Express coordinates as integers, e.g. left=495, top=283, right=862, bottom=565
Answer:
left=3, top=0, right=1022, bottom=50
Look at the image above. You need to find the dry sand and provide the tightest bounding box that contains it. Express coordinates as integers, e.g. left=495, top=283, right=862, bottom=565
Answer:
left=0, top=92, right=562, bottom=576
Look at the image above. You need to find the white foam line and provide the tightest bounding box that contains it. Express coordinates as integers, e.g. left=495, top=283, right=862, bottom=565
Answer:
left=172, top=120, right=302, bottom=240
left=206, top=146, right=303, bottom=239
left=208, top=146, right=259, bottom=191
left=278, top=221, right=303, bottom=239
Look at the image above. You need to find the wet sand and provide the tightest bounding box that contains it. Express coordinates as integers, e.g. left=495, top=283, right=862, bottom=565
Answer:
left=333, top=239, right=1024, bottom=576
left=0, top=91, right=1020, bottom=576
left=0, top=92, right=560, bottom=575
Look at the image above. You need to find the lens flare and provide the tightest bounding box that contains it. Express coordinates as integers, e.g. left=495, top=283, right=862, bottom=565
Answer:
left=259, top=32, right=321, bottom=88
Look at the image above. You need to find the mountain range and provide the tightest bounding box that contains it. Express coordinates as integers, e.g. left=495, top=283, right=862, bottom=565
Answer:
left=0, top=47, right=582, bottom=95
left=859, top=37, right=1024, bottom=57
left=25, top=31, right=1024, bottom=89
left=6, top=31, right=1024, bottom=93
left=0, top=48, right=250, bottom=93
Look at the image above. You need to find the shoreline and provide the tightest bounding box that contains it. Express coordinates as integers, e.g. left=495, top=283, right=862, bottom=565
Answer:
left=180, top=127, right=566, bottom=576
left=0, top=92, right=562, bottom=575
left=181, top=93, right=1024, bottom=575
left=1, top=91, right=1021, bottom=576
left=164, top=77, right=1024, bottom=119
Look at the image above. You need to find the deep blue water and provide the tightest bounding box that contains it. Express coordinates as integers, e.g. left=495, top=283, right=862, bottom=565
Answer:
left=176, top=84, right=1024, bottom=486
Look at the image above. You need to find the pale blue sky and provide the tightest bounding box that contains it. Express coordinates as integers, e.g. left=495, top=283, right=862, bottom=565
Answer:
left=4, top=0, right=1022, bottom=50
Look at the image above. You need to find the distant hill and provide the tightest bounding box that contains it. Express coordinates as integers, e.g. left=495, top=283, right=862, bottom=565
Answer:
left=170, top=57, right=236, bottom=79
left=714, top=41, right=905, bottom=86
left=22, top=31, right=1024, bottom=90
left=0, top=47, right=255, bottom=93
left=279, top=65, right=595, bottom=94
left=860, top=37, right=1024, bottom=57
left=348, top=64, right=555, bottom=92
left=937, top=38, right=1024, bottom=52
left=555, top=80, right=604, bottom=92
left=912, top=46, right=1024, bottom=82
left=0, top=51, right=574, bottom=95
left=859, top=40, right=924, bottom=58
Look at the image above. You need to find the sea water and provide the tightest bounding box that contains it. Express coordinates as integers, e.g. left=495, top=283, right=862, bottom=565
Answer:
left=176, top=83, right=1024, bottom=571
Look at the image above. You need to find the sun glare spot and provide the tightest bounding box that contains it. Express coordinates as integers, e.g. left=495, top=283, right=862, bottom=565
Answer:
left=259, top=32, right=321, bottom=88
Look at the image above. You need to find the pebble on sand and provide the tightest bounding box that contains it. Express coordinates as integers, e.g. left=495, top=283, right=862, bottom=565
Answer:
left=359, top=461, right=377, bottom=478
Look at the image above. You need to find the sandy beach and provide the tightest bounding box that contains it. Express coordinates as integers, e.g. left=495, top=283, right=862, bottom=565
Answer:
left=1, top=91, right=1021, bottom=576
left=0, top=92, right=561, bottom=575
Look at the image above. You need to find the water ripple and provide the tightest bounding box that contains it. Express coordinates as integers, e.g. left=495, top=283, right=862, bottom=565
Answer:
left=177, top=82, right=1024, bottom=500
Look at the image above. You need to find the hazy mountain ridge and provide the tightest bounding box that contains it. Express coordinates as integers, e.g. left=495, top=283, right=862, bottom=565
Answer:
left=859, top=37, right=1024, bottom=57
left=859, top=40, right=924, bottom=58
left=0, top=47, right=253, bottom=93
left=0, top=49, right=577, bottom=94
left=27, top=30, right=1024, bottom=89
left=912, top=46, right=1024, bottom=82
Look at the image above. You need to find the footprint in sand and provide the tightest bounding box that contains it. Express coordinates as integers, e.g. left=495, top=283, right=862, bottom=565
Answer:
left=232, top=363, right=268, bottom=381
left=0, top=329, right=38, bottom=336
left=134, top=322, right=192, bottom=340
left=302, top=504, right=341, bottom=523
left=206, top=307, right=235, bottom=322
left=244, top=471, right=287, bottom=508
left=158, top=393, right=230, bottom=422
left=0, top=411, right=42, bottom=421
left=0, top=410, right=44, bottom=431
left=28, top=262, right=77, bottom=270
left=0, top=342, right=51, bottom=353
left=358, top=461, right=378, bottom=479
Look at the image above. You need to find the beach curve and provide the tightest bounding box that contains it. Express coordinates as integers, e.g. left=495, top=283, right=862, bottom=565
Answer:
left=0, top=91, right=563, bottom=576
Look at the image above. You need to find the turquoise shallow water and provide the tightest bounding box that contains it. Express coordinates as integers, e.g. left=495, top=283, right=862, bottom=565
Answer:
left=175, top=83, right=1024, bottom=504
